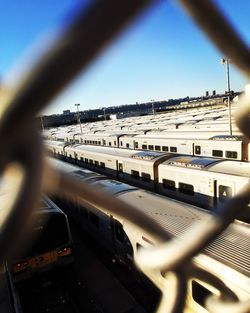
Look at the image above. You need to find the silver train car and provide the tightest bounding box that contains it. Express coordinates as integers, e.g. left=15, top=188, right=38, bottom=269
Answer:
left=46, top=140, right=250, bottom=223
left=45, top=131, right=249, bottom=161
left=49, top=158, right=250, bottom=313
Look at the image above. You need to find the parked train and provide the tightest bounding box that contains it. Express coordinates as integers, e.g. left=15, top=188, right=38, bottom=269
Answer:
left=49, top=157, right=250, bottom=313
left=8, top=196, right=74, bottom=282
left=45, top=132, right=249, bottom=161
left=46, top=140, right=250, bottom=223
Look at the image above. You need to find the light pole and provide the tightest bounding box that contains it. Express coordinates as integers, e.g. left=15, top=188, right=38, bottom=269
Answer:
left=103, top=107, right=106, bottom=120
left=151, top=99, right=155, bottom=115
left=40, top=115, right=44, bottom=130
left=221, top=57, right=232, bottom=135
left=75, top=103, right=82, bottom=134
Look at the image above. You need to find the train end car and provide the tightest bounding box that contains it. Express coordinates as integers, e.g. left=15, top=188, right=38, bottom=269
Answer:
left=8, top=197, right=74, bottom=282
left=193, top=135, right=248, bottom=161
left=115, top=189, right=250, bottom=313
left=47, top=158, right=250, bottom=312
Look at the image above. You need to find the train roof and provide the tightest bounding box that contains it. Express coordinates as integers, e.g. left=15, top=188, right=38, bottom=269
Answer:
left=48, top=157, right=105, bottom=181
left=48, top=158, right=137, bottom=195
left=91, top=179, right=137, bottom=196
left=131, top=151, right=169, bottom=160
left=72, top=169, right=106, bottom=182
left=45, top=140, right=68, bottom=147
left=207, top=160, right=250, bottom=177
left=163, top=156, right=221, bottom=169
left=67, top=144, right=137, bottom=158
left=209, top=135, right=245, bottom=141
left=117, top=189, right=250, bottom=276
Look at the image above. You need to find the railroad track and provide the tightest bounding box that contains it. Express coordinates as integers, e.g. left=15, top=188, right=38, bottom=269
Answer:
left=15, top=265, right=103, bottom=313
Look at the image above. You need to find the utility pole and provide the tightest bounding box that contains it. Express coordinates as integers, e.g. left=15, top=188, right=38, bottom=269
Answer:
left=103, top=107, right=106, bottom=120
left=151, top=99, right=155, bottom=115
left=221, top=58, right=232, bottom=135
left=75, top=103, right=82, bottom=134
left=40, top=115, right=44, bottom=130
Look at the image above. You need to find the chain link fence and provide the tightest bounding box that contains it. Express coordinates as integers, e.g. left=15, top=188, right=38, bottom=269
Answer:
left=0, top=1, right=249, bottom=312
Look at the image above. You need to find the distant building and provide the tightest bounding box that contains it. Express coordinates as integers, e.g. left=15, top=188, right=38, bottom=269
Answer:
left=205, top=91, right=209, bottom=96
left=63, top=110, right=71, bottom=115
left=212, top=90, right=216, bottom=96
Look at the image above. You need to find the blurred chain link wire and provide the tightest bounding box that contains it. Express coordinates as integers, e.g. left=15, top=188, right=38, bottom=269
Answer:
left=0, top=1, right=249, bottom=312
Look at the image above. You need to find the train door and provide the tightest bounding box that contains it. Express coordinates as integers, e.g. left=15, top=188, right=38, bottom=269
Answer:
left=214, top=180, right=234, bottom=204
left=193, top=143, right=201, bottom=156
left=116, top=161, right=123, bottom=179
left=118, top=161, right=123, bottom=173
left=110, top=216, right=133, bottom=263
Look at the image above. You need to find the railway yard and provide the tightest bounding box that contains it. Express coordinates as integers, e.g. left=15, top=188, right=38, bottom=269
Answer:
left=2, top=103, right=250, bottom=313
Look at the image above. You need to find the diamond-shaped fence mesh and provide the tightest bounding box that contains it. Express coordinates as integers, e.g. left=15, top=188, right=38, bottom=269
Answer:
left=0, top=1, right=249, bottom=312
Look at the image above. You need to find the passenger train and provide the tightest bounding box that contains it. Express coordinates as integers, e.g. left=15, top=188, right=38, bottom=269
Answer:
left=45, top=132, right=249, bottom=162
left=49, top=157, right=250, bottom=313
left=7, top=196, right=74, bottom=282
left=46, top=140, right=250, bottom=223
left=43, top=103, right=249, bottom=161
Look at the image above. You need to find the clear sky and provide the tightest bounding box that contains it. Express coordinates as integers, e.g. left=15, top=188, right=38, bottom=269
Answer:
left=0, top=1, right=249, bottom=115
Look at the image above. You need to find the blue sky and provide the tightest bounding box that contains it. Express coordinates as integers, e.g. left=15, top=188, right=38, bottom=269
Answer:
left=0, top=1, right=249, bottom=115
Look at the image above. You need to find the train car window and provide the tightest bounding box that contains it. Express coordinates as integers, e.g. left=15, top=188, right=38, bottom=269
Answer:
left=218, top=185, right=232, bottom=201
left=114, top=141, right=117, bottom=146
left=80, top=157, right=84, bottom=162
left=103, top=140, right=106, bottom=145
left=141, top=172, right=151, bottom=182
left=85, top=158, right=89, bottom=163
left=120, top=141, right=123, bottom=146
left=126, top=143, right=130, bottom=148
left=131, top=170, right=140, bottom=179
left=135, top=142, right=139, bottom=148
left=69, top=154, right=72, bottom=158
left=195, top=145, right=201, bottom=154
left=148, top=145, right=154, bottom=150
left=98, top=141, right=101, bottom=145
left=226, top=151, right=238, bottom=159
left=162, top=179, right=176, bottom=190
left=142, top=144, right=147, bottom=150
left=94, top=141, right=98, bottom=145
left=100, top=162, right=105, bottom=168
left=81, top=138, right=83, bottom=143
left=94, top=161, right=99, bottom=166
left=89, top=159, right=93, bottom=164
left=192, top=281, right=213, bottom=309
left=170, top=146, right=177, bottom=153
left=75, top=139, right=79, bottom=143
left=114, top=220, right=124, bottom=243
left=155, top=145, right=161, bottom=151
left=108, top=142, right=111, bottom=146
left=162, top=146, right=168, bottom=152
left=212, top=150, right=223, bottom=157
left=179, top=182, right=194, bottom=195
left=89, top=212, right=99, bottom=229
left=84, top=140, right=87, bottom=144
